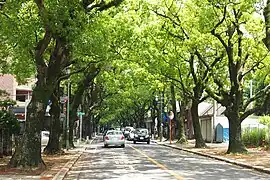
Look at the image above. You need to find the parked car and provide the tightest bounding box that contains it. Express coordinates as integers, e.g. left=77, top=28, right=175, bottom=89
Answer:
left=128, top=129, right=135, bottom=140
left=133, top=128, right=150, bottom=144
left=104, top=130, right=125, bottom=148
left=123, top=126, right=134, bottom=138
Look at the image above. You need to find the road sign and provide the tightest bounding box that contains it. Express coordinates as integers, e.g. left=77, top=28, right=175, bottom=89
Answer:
left=60, top=96, right=68, bottom=104
left=77, top=112, right=85, bottom=116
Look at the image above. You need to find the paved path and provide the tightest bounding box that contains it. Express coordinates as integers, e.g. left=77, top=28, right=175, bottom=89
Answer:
left=64, top=138, right=270, bottom=180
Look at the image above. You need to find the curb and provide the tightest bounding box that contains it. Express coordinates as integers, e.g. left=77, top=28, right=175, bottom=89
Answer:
left=43, top=137, right=96, bottom=180
left=160, top=143, right=270, bottom=175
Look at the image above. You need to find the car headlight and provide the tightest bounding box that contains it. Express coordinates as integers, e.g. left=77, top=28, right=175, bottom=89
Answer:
left=135, top=134, right=138, bottom=137
left=145, top=135, right=149, bottom=138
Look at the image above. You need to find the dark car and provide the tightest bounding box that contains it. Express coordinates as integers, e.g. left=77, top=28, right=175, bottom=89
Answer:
left=133, top=128, right=150, bottom=144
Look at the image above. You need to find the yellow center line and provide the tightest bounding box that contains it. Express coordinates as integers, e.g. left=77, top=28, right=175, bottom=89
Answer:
left=128, top=144, right=184, bottom=180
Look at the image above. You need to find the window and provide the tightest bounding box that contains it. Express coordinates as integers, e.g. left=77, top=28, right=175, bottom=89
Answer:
left=115, top=131, right=123, bottom=135
left=107, top=131, right=115, bottom=135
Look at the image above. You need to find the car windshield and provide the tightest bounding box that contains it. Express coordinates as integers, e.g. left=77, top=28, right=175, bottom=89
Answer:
left=107, top=131, right=123, bottom=135
left=125, top=128, right=131, bottom=131
left=136, top=129, right=148, bottom=134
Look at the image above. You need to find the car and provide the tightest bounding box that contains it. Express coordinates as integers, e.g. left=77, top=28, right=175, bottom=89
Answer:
left=123, top=126, right=134, bottom=138
left=128, top=129, right=135, bottom=140
left=133, top=128, right=150, bottom=144
left=104, top=130, right=125, bottom=148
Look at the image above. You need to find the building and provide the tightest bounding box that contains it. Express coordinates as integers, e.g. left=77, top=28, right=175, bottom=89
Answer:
left=198, top=101, right=265, bottom=142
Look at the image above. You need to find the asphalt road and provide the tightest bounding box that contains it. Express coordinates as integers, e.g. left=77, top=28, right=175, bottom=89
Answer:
left=64, top=137, right=270, bottom=180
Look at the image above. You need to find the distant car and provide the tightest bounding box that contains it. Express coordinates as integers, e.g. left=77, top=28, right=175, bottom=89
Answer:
left=128, top=130, right=135, bottom=140
left=124, top=126, right=134, bottom=138
left=104, top=130, right=125, bottom=148
left=133, top=128, right=150, bottom=144
left=41, top=131, right=50, bottom=146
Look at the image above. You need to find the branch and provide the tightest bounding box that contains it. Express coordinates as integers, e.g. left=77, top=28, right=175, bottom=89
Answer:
left=240, top=53, right=268, bottom=79
left=189, top=54, right=197, bottom=84
left=177, top=64, right=193, bottom=97
left=86, top=0, right=123, bottom=12
left=205, top=87, right=224, bottom=105
left=211, top=5, right=228, bottom=50
left=56, top=67, right=87, bottom=83
left=242, top=84, right=270, bottom=111
left=240, top=107, right=261, bottom=122
left=154, top=10, right=189, bottom=39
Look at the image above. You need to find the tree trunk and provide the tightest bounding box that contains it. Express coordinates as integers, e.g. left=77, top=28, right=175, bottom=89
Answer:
left=177, top=101, right=187, bottom=143
left=0, top=129, right=3, bottom=158
left=264, top=0, right=270, bottom=51
left=3, top=129, right=12, bottom=156
left=69, top=110, right=76, bottom=148
left=191, top=100, right=206, bottom=148
left=9, top=84, right=48, bottom=168
left=44, top=88, right=62, bottom=155
left=226, top=111, right=247, bottom=153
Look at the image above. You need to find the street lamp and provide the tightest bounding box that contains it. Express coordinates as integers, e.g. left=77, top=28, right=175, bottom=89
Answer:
left=66, top=68, right=70, bottom=150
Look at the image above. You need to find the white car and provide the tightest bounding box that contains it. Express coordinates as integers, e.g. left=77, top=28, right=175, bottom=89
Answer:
left=104, top=130, right=125, bottom=148
left=128, top=130, right=135, bottom=140
left=123, top=126, right=134, bottom=138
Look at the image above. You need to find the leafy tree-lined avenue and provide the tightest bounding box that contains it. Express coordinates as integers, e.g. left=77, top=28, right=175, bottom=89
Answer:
left=0, top=0, right=270, bottom=169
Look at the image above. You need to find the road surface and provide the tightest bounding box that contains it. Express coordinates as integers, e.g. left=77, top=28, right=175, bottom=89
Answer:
left=64, top=137, right=270, bottom=180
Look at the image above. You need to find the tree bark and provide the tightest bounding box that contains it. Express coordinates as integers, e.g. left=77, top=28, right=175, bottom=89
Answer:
left=9, top=83, right=48, bottom=168
left=43, top=87, right=62, bottom=155
left=177, top=101, right=187, bottom=143
left=191, top=99, right=206, bottom=148
left=3, top=129, right=12, bottom=156
left=0, top=129, right=3, bottom=158
left=225, top=110, right=247, bottom=153
left=264, top=0, right=270, bottom=51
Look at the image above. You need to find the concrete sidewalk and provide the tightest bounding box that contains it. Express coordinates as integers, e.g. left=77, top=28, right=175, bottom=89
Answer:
left=0, top=138, right=96, bottom=180
left=41, top=138, right=97, bottom=180
left=155, top=139, right=270, bottom=175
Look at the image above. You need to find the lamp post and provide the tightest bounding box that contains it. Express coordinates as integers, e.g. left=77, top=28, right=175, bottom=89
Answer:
left=66, top=68, right=70, bottom=150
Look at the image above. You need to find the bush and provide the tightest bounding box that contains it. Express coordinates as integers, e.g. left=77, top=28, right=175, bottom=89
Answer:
left=242, top=128, right=267, bottom=147
left=0, top=110, right=20, bottom=135
left=259, top=116, right=270, bottom=125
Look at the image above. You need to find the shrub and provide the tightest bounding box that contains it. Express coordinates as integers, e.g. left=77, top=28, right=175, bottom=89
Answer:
left=242, top=127, right=267, bottom=147
left=259, top=116, right=270, bottom=125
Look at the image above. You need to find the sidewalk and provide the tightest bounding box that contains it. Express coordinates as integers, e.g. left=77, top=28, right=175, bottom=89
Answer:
left=154, top=139, right=270, bottom=174
left=0, top=139, right=95, bottom=180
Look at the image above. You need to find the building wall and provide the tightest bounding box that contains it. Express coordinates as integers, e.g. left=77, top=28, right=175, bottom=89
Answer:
left=0, top=74, right=16, bottom=100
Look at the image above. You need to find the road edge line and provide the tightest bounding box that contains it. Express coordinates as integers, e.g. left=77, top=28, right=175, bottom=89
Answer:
left=51, top=137, right=97, bottom=180
left=160, top=143, right=270, bottom=175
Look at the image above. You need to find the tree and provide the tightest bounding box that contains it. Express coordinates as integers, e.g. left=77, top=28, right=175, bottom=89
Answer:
left=264, top=0, right=270, bottom=50
left=199, top=0, right=270, bottom=153
left=1, top=0, right=123, bottom=168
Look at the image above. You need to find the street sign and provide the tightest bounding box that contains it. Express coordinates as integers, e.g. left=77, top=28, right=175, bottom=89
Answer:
left=77, top=112, right=85, bottom=116
left=60, top=96, right=68, bottom=104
